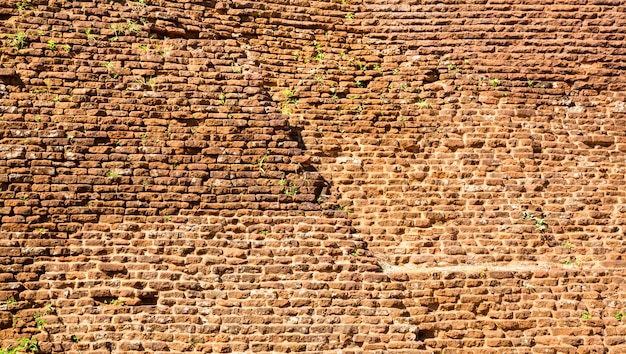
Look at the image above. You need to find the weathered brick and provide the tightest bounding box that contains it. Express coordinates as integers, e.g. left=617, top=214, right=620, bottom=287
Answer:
left=0, top=1, right=624, bottom=353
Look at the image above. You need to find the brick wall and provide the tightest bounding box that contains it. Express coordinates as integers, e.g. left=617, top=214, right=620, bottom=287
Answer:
left=1, top=0, right=626, bottom=352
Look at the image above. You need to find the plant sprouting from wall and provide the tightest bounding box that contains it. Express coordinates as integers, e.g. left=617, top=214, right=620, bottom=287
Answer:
left=110, top=24, right=125, bottom=41
left=284, top=182, right=299, bottom=197
left=312, top=40, right=324, bottom=62
left=255, top=151, right=269, bottom=175
left=281, top=88, right=298, bottom=115
left=522, top=211, right=548, bottom=232
left=85, top=26, right=95, bottom=41
left=219, top=92, right=227, bottom=105
left=6, top=31, right=28, bottom=50
left=0, top=338, right=38, bottom=354
left=103, top=61, right=119, bottom=78
left=16, top=0, right=30, bottom=11
left=136, top=76, right=156, bottom=89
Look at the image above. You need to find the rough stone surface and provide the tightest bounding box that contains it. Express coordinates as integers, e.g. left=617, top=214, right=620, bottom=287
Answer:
left=0, top=0, right=626, bottom=352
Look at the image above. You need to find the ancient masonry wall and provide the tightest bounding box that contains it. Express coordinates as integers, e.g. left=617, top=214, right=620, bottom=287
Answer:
left=1, top=0, right=626, bottom=352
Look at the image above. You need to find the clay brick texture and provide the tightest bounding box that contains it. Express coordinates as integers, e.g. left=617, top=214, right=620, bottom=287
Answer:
left=0, top=0, right=626, bottom=352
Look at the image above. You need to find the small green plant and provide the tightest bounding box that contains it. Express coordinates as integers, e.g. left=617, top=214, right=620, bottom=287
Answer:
left=334, top=205, right=353, bottom=213
left=218, top=92, right=227, bottom=105
left=66, top=134, right=74, bottom=141
left=9, top=31, right=28, bottom=50
left=103, top=298, right=125, bottom=306
left=281, top=88, right=298, bottom=115
left=189, top=340, right=198, bottom=347
left=155, top=40, right=172, bottom=57
left=16, top=1, right=30, bottom=11
left=534, top=218, right=547, bottom=231
left=62, top=44, right=71, bottom=53
left=136, top=76, right=155, bottom=89
left=615, top=311, right=624, bottom=321
left=85, top=26, right=94, bottom=41
left=355, top=80, right=363, bottom=88
left=231, top=61, right=242, bottom=73
left=110, top=24, right=125, bottom=41
left=32, top=314, right=45, bottom=331
left=311, top=41, right=325, bottom=62
left=140, top=133, right=148, bottom=141
left=125, top=20, right=140, bottom=33
left=522, top=211, right=548, bottom=232
left=489, top=78, right=500, bottom=87
left=20, top=194, right=29, bottom=202
left=128, top=0, right=148, bottom=7
left=417, top=98, right=431, bottom=109
left=21, top=337, right=39, bottom=352
left=71, top=335, right=80, bottom=343
left=283, top=89, right=297, bottom=103
left=350, top=250, right=359, bottom=257
left=345, top=13, right=354, bottom=19
left=5, top=298, right=17, bottom=307
left=353, top=102, right=364, bottom=114
left=563, top=242, right=574, bottom=249
left=447, top=63, right=457, bottom=71
left=106, top=170, right=121, bottom=180
left=165, top=216, right=171, bottom=222
left=255, top=151, right=269, bottom=175
left=284, top=184, right=298, bottom=197
left=313, top=40, right=322, bottom=52
left=46, top=39, right=56, bottom=50
left=527, top=80, right=534, bottom=87
left=103, top=61, right=118, bottom=78
left=581, top=312, right=592, bottom=320
left=0, top=337, right=38, bottom=354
